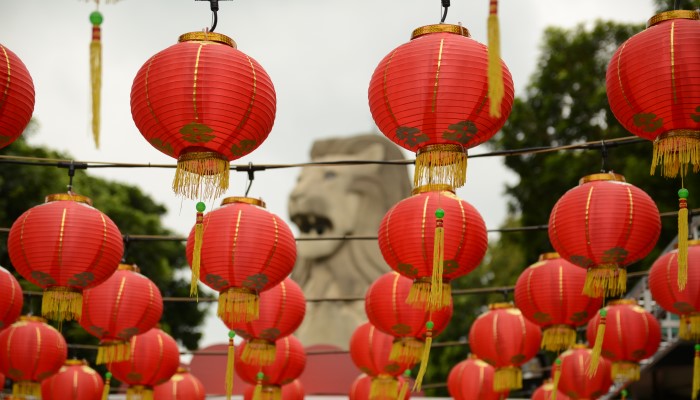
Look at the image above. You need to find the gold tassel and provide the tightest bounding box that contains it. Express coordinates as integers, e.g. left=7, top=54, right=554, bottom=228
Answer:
left=412, top=321, right=434, bottom=391
left=13, top=381, right=41, bottom=398
left=127, top=385, right=153, bottom=400
left=191, top=202, right=206, bottom=297
left=226, top=331, right=235, bottom=400
left=414, top=144, right=466, bottom=190
left=493, top=366, right=522, bottom=391
left=429, top=209, right=446, bottom=311
left=253, top=372, right=265, bottom=400
left=89, top=11, right=103, bottom=148
left=218, top=287, right=260, bottom=323
left=583, top=265, right=626, bottom=298
left=390, top=337, right=424, bottom=365
left=102, top=372, right=112, bottom=400
left=397, top=370, right=411, bottom=400
left=370, top=376, right=399, bottom=399
left=42, top=288, right=83, bottom=321
left=407, top=280, right=451, bottom=311
left=651, top=130, right=700, bottom=178
left=587, top=309, right=607, bottom=378
left=678, top=188, right=689, bottom=291
left=542, top=325, right=576, bottom=352
left=693, top=344, right=700, bottom=400
left=96, top=340, right=131, bottom=365
left=683, top=315, right=700, bottom=341
left=551, top=359, right=561, bottom=400
left=173, top=150, right=229, bottom=201
left=241, top=339, right=277, bottom=366
left=611, top=361, right=640, bottom=382
left=487, top=0, right=503, bottom=118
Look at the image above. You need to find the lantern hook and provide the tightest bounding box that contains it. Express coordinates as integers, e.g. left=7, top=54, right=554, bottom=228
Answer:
left=440, top=0, right=450, bottom=23
left=245, top=162, right=254, bottom=197
left=121, top=234, right=130, bottom=263
left=600, top=140, right=609, bottom=173
left=195, top=0, right=233, bottom=33
left=57, top=161, right=88, bottom=193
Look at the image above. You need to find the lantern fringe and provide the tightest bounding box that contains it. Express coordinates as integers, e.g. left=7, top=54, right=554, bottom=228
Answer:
left=127, top=385, right=153, bottom=400
left=191, top=209, right=204, bottom=297
left=611, top=362, right=640, bottom=382
left=260, top=386, right=282, bottom=400
left=96, top=341, right=131, bottom=365
left=551, top=360, right=561, bottom=400
left=226, top=336, right=235, bottom=400
left=412, top=334, right=432, bottom=392
left=218, top=288, right=259, bottom=323
left=429, top=216, right=445, bottom=311
left=493, top=366, right=522, bottom=392
left=651, top=130, right=700, bottom=178
left=678, top=195, right=689, bottom=291
left=407, top=281, right=451, bottom=311
left=102, top=374, right=111, bottom=400
left=397, top=377, right=409, bottom=400
left=414, top=145, right=466, bottom=190
left=542, top=325, right=577, bottom=352
left=173, top=150, right=229, bottom=201
left=370, top=376, right=399, bottom=399
left=12, top=381, right=41, bottom=398
left=487, top=0, right=503, bottom=118
left=680, top=315, right=700, bottom=341
left=90, top=24, right=102, bottom=148
left=587, top=310, right=607, bottom=378
left=583, top=265, right=626, bottom=298
left=390, top=338, right=424, bottom=365
left=242, top=340, right=277, bottom=366
left=253, top=379, right=263, bottom=400
left=693, top=344, right=700, bottom=400
left=42, top=288, right=82, bottom=321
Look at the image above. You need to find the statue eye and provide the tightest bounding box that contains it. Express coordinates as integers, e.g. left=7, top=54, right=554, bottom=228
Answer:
left=324, top=171, right=337, bottom=180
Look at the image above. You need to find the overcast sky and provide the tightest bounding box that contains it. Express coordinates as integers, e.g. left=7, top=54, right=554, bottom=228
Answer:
left=2, top=0, right=656, bottom=350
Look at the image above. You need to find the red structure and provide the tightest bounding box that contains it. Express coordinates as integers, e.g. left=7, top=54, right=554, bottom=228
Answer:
left=349, top=374, right=410, bottom=400
left=41, top=359, right=104, bottom=400
left=0, top=266, right=22, bottom=330
left=236, top=336, right=306, bottom=394
left=557, top=345, right=612, bottom=399
left=243, top=380, right=305, bottom=400
left=0, top=43, right=34, bottom=150
left=531, top=380, right=570, bottom=400
left=447, top=356, right=508, bottom=400
left=153, top=368, right=206, bottom=400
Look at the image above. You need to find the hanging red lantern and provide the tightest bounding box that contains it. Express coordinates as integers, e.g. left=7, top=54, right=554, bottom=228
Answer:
left=349, top=374, right=410, bottom=400
left=548, top=173, right=660, bottom=298
left=225, top=278, right=306, bottom=366
left=108, top=327, right=181, bottom=399
left=131, top=31, right=276, bottom=200
left=531, top=380, right=570, bottom=400
left=468, top=303, right=542, bottom=392
left=80, top=263, right=163, bottom=364
left=514, top=253, right=603, bottom=352
left=556, top=345, right=612, bottom=400
left=236, top=336, right=306, bottom=399
left=378, top=186, right=487, bottom=311
left=447, top=356, right=509, bottom=400
left=243, top=380, right=305, bottom=400
left=0, top=316, right=67, bottom=397
left=40, top=359, right=104, bottom=400
left=186, top=197, right=296, bottom=321
left=0, top=43, right=34, bottom=149
left=368, top=23, right=514, bottom=190
left=585, top=300, right=661, bottom=382
left=0, top=266, right=23, bottom=330
left=7, top=193, right=124, bottom=321
left=153, top=367, right=206, bottom=400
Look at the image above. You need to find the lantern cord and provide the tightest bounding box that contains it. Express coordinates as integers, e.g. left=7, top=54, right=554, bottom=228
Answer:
left=121, top=234, right=131, bottom=263
left=600, top=139, right=609, bottom=173
left=440, top=0, right=450, bottom=23
left=57, top=161, right=88, bottom=192
left=244, top=162, right=255, bottom=197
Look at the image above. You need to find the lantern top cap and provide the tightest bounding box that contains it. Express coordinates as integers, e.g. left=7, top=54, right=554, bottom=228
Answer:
left=221, top=196, right=266, bottom=208
left=674, top=239, right=700, bottom=249
left=411, top=184, right=455, bottom=195
left=570, top=343, right=588, bottom=349
left=176, top=367, right=189, bottom=373
left=65, top=359, right=88, bottom=366
left=608, top=299, right=637, bottom=306
left=488, top=302, right=514, bottom=310
left=647, top=10, right=699, bottom=28
left=578, top=172, right=626, bottom=185
left=19, top=315, right=47, bottom=323
left=45, top=192, right=93, bottom=206
left=411, top=24, right=470, bottom=40
left=538, top=252, right=560, bottom=261
left=118, top=263, right=140, bottom=273
left=178, top=32, right=236, bottom=48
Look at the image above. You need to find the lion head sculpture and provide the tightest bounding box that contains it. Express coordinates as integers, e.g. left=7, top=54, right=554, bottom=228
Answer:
left=289, top=134, right=411, bottom=348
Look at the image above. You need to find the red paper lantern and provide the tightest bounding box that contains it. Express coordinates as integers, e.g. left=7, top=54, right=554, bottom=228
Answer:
left=243, top=380, right=305, bottom=400
left=349, top=374, right=410, bottom=400
left=557, top=345, right=612, bottom=400
left=585, top=300, right=661, bottom=382
left=80, top=264, right=163, bottom=364
left=447, top=356, right=508, bottom=400
left=368, top=24, right=514, bottom=189
left=531, top=380, right=570, bottom=400
left=606, top=10, right=700, bottom=178
left=186, top=197, right=296, bottom=323
left=649, top=240, right=700, bottom=340
left=514, top=253, right=603, bottom=351
left=153, top=368, right=206, bottom=400
left=41, top=359, right=104, bottom=400
left=0, top=266, right=23, bottom=330
left=225, top=278, right=306, bottom=366
left=548, top=173, right=660, bottom=297
left=0, top=44, right=34, bottom=149
left=236, top=336, right=306, bottom=388
left=0, top=316, right=67, bottom=397
left=378, top=187, right=487, bottom=310
left=131, top=31, right=276, bottom=200
left=468, top=303, right=542, bottom=392
left=7, top=193, right=124, bottom=321
left=108, top=327, right=181, bottom=398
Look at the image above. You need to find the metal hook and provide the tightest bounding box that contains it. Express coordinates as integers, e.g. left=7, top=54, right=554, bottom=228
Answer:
left=600, top=140, right=609, bottom=173
left=440, top=0, right=450, bottom=23
left=245, top=162, right=254, bottom=197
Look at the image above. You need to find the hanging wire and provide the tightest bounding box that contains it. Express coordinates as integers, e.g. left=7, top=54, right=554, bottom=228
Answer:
left=244, top=162, right=255, bottom=197
left=600, top=139, right=609, bottom=172
left=440, top=0, right=450, bottom=23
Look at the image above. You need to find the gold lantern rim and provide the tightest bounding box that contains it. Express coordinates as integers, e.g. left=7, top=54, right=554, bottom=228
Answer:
left=411, top=24, right=470, bottom=40
left=221, top=196, right=266, bottom=208
left=118, top=264, right=140, bottom=273
left=411, top=184, right=455, bottom=195
left=488, top=302, right=514, bottom=310
left=647, top=10, right=699, bottom=28
left=178, top=32, right=236, bottom=48
left=538, top=252, right=560, bottom=261
left=578, top=173, right=626, bottom=185
left=45, top=192, right=93, bottom=206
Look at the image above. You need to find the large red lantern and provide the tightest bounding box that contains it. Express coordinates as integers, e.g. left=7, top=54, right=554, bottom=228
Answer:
left=80, top=264, right=163, bottom=364
left=349, top=374, right=410, bottom=400
left=131, top=31, right=276, bottom=200
left=514, top=253, right=603, bottom=351
left=0, top=316, right=67, bottom=397
left=531, top=380, right=570, bottom=400
left=468, top=303, right=542, bottom=392
left=548, top=173, right=660, bottom=297
left=378, top=187, right=487, bottom=311
left=153, top=368, right=206, bottom=400
left=236, top=336, right=306, bottom=396
left=586, top=300, right=661, bottom=382
left=447, top=356, right=508, bottom=400
left=41, top=359, right=104, bottom=400
left=0, top=44, right=34, bottom=149
left=108, top=327, right=181, bottom=399
left=225, top=278, right=306, bottom=366
left=243, top=380, right=305, bottom=400
left=0, top=266, right=22, bottom=330
left=186, top=197, right=296, bottom=322
left=7, top=193, right=124, bottom=321
left=368, top=23, right=514, bottom=189
left=557, top=345, right=612, bottom=400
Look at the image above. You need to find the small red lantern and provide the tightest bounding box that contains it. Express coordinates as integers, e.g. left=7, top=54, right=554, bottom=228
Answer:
left=108, top=327, right=181, bottom=399
left=531, top=380, right=570, bottom=400
left=131, top=31, right=276, bottom=200
left=0, top=316, right=67, bottom=397
left=0, top=266, right=23, bottom=330
left=514, top=253, right=603, bottom=351
left=80, top=264, right=163, bottom=364
left=349, top=374, right=410, bottom=400
left=468, top=303, right=542, bottom=392
left=368, top=23, right=514, bottom=189
left=0, top=44, right=34, bottom=149
left=7, top=193, right=124, bottom=321
left=378, top=187, right=487, bottom=311
left=41, top=359, right=104, bottom=400
left=153, top=367, right=206, bottom=400
left=586, top=300, right=661, bottom=382
left=548, top=173, right=660, bottom=297
left=225, top=278, right=306, bottom=366
left=243, top=380, right=305, bottom=400
left=447, top=356, right=508, bottom=400
left=236, top=336, right=306, bottom=397
left=557, top=345, right=612, bottom=400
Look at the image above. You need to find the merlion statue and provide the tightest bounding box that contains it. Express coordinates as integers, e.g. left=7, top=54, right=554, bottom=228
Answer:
left=289, top=134, right=412, bottom=348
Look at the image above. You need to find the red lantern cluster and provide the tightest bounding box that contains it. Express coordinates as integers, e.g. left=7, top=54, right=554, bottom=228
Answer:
left=41, top=359, right=104, bottom=400
left=0, top=266, right=22, bottom=330
left=236, top=336, right=306, bottom=393
left=349, top=374, right=410, bottom=400
left=447, top=356, right=508, bottom=400
left=0, top=43, right=34, bottom=149
left=153, top=368, right=206, bottom=400
left=531, top=380, right=570, bottom=400
left=244, top=380, right=305, bottom=400
left=556, top=345, right=612, bottom=400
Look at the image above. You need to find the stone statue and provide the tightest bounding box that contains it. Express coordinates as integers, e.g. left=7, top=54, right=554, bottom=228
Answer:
left=289, top=134, right=412, bottom=348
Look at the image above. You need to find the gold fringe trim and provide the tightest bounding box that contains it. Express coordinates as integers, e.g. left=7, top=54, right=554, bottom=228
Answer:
left=430, top=220, right=445, bottom=311
left=693, top=345, right=700, bottom=400
left=651, top=131, right=700, bottom=178
left=191, top=210, right=204, bottom=297
left=407, top=281, right=452, bottom=311
left=587, top=312, right=606, bottom=378
left=226, top=337, right=235, bottom=400
left=493, top=366, right=522, bottom=392
left=487, top=3, right=504, bottom=118
left=551, top=361, right=562, bottom=400
left=90, top=28, right=102, bottom=148
left=583, top=265, right=626, bottom=298
left=127, top=385, right=154, bottom=400
left=42, top=288, right=82, bottom=321
left=370, top=376, right=399, bottom=400
left=390, top=338, right=424, bottom=365
left=611, top=361, right=640, bottom=382
left=680, top=315, right=700, bottom=341
left=242, top=340, right=276, bottom=366
left=414, top=145, right=466, bottom=190
left=13, top=381, right=41, bottom=398
left=218, top=288, right=259, bottom=323
left=173, top=150, right=229, bottom=201
left=678, top=200, right=689, bottom=291
left=102, top=375, right=111, bottom=400
left=397, top=377, right=409, bottom=400
left=253, top=381, right=263, bottom=400
left=96, top=341, right=131, bottom=365
left=412, top=334, right=432, bottom=392
left=542, top=325, right=576, bottom=352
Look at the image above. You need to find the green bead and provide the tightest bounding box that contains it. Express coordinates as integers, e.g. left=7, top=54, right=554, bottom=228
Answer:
left=196, top=202, right=206, bottom=212
left=435, top=208, right=445, bottom=218
left=105, top=372, right=112, bottom=379
left=426, top=321, right=434, bottom=330
left=621, top=389, right=628, bottom=396
left=555, top=358, right=561, bottom=365
left=403, top=369, right=411, bottom=377
left=679, top=188, right=690, bottom=199
left=257, top=372, right=265, bottom=380
left=228, top=330, right=235, bottom=339
left=89, top=11, right=103, bottom=26
left=695, top=344, right=700, bottom=351
left=600, top=309, right=607, bottom=317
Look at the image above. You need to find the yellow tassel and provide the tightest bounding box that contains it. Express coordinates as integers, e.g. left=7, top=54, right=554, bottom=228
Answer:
left=583, top=265, right=626, bottom=298
left=412, top=321, right=434, bottom=392
left=370, top=376, right=399, bottom=399
left=407, top=280, right=451, bottom=311
left=429, top=210, right=446, bottom=311
left=226, top=332, right=236, bottom=400
left=693, top=344, right=700, bottom=400
left=678, top=190, right=689, bottom=291
left=89, top=11, right=103, bottom=148
left=97, top=341, right=131, bottom=365
left=551, top=359, right=562, bottom=400
left=414, top=144, right=466, bottom=190
left=218, top=287, right=259, bottom=323
left=651, top=130, right=700, bottom=178
left=611, top=361, right=640, bottom=382
left=102, top=372, right=112, bottom=400
left=127, top=385, right=153, bottom=400
left=173, top=150, right=229, bottom=201
left=682, top=315, right=700, bottom=341
left=397, top=370, right=411, bottom=400
left=241, top=339, right=277, bottom=366
left=390, top=337, right=424, bottom=365
left=191, top=202, right=206, bottom=297
left=542, top=325, right=577, bottom=352
left=13, top=381, right=41, bottom=397
left=587, top=309, right=607, bottom=378
left=493, top=366, right=522, bottom=391
left=487, top=0, right=503, bottom=118
left=42, top=288, right=83, bottom=322
left=253, top=373, right=265, bottom=400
